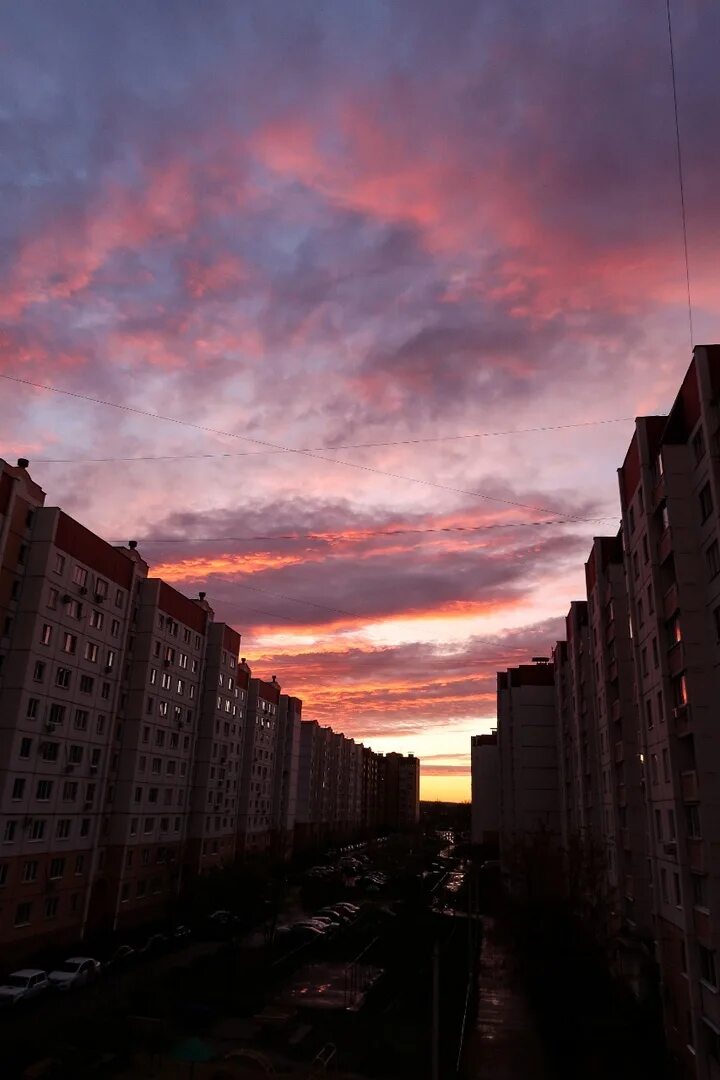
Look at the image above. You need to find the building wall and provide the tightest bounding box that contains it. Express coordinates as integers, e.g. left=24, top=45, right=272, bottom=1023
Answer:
left=470, top=733, right=499, bottom=846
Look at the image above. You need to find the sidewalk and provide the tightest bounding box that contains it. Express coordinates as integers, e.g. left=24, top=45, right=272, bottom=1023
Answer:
left=463, top=916, right=547, bottom=1079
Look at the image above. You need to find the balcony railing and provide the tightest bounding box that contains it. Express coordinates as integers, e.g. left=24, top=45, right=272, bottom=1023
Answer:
left=667, top=641, right=685, bottom=678
left=688, top=838, right=704, bottom=873
left=662, top=582, right=679, bottom=619
left=680, top=769, right=699, bottom=803
left=672, top=703, right=692, bottom=737
left=658, top=526, right=673, bottom=565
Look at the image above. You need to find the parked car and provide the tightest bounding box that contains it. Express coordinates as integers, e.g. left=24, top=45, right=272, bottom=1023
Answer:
left=48, top=957, right=101, bottom=991
left=0, top=969, right=50, bottom=1007
left=103, top=944, right=136, bottom=971
left=137, top=933, right=169, bottom=957
left=317, top=908, right=351, bottom=924
left=333, top=901, right=360, bottom=915
left=172, top=924, right=192, bottom=943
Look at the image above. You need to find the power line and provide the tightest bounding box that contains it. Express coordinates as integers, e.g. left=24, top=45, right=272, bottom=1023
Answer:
left=666, top=0, right=694, bottom=349
left=119, top=514, right=618, bottom=546
left=0, top=371, right=624, bottom=519
left=30, top=416, right=634, bottom=463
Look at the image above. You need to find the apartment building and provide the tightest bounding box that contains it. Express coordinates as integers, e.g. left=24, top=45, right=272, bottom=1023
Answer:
left=237, top=676, right=281, bottom=854
left=378, top=752, right=420, bottom=830
left=496, top=660, right=560, bottom=889
left=584, top=534, right=653, bottom=987
left=617, top=346, right=720, bottom=1077
left=361, top=746, right=380, bottom=833
left=271, top=694, right=302, bottom=858
left=470, top=732, right=499, bottom=848
left=187, top=622, right=246, bottom=874
left=0, top=493, right=142, bottom=958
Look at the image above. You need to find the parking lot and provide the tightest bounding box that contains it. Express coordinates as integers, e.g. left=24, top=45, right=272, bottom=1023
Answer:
left=2, top=833, right=472, bottom=1078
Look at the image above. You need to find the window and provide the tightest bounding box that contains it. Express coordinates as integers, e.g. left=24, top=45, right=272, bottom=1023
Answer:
left=62, top=632, right=77, bottom=654
left=662, top=748, right=670, bottom=783
left=151, top=758, right=161, bottom=775
left=95, top=577, right=108, bottom=598
left=84, top=642, right=98, bottom=663
left=668, top=808, right=676, bottom=840
left=165, top=646, right=175, bottom=663
left=62, top=781, right=78, bottom=801
left=130, top=818, right=138, bottom=836
left=36, top=779, right=52, bottom=801
left=47, top=587, right=59, bottom=610
left=642, top=534, right=649, bottom=564
left=699, top=482, right=713, bottom=523
left=673, top=872, right=682, bottom=906
left=105, top=649, right=116, bottom=669
left=179, top=652, right=188, bottom=669
left=686, top=804, right=702, bottom=838
left=80, top=818, right=90, bottom=837
left=700, top=946, right=717, bottom=988
left=68, top=745, right=83, bottom=764
left=89, top=609, right=104, bottom=629
left=66, top=599, right=83, bottom=619
left=49, top=857, right=65, bottom=879
left=645, top=698, right=654, bottom=730
left=693, top=425, right=706, bottom=463
left=75, top=855, right=84, bottom=874
left=19, top=737, right=32, bottom=758
left=45, top=897, right=59, bottom=919
left=72, top=565, right=87, bottom=587
left=54, top=553, right=65, bottom=574
left=652, top=637, right=659, bottom=668
left=134, top=786, right=142, bottom=802
left=657, top=689, right=665, bottom=723
left=11, top=778, right=25, bottom=800
left=144, top=817, right=154, bottom=833
left=707, top=540, right=720, bottom=578
left=142, top=726, right=150, bottom=744
left=111, top=618, right=120, bottom=637
left=22, top=860, right=38, bottom=883
left=148, top=788, right=158, bottom=803
left=655, top=809, right=663, bottom=841
left=74, top=709, right=88, bottom=730
left=26, top=698, right=39, bottom=719
left=41, top=742, right=59, bottom=762
left=101, top=681, right=110, bottom=699
left=40, top=623, right=52, bottom=645
left=0, top=863, right=7, bottom=886
left=14, top=902, right=31, bottom=926
left=3, top=821, right=17, bottom=843
left=33, top=660, right=45, bottom=682
left=96, top=714, right=105, bottom=734
left=692, top=875, right=708, bottom=909
left=672, top=674, right=688, bottom=708
left=56, top=666, right=71, bottom=688
left=641, top=647, right=648, bottom=677
left=80, top=674, right=94, bottom=693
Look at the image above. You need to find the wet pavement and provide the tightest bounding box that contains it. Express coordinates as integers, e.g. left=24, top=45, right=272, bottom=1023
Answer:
left=463, top=916, right=547, bottom=1079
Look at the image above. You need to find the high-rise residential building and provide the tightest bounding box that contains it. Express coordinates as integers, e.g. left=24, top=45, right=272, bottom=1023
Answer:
left=271, top=694, right=302, bottom=858
left=470, top=732, right=499, bottom=848
left=378, top=752, right=420, bottom=830
left=0, top=458, right=420, bottom=962
left=584, top=534, right=653, bottom=991
left=0, top=491, right=143, bottom=956
left=496, top=660, right=560, bottom=886
left=187, top=622, right=245, bottom=875
left=617, top=345, right=720, bottom=1076
left=237, top=676, right=281, bottom=854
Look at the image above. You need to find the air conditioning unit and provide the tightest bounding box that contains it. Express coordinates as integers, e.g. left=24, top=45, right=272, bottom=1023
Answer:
left=61, top=594, right=72, bottom=604
left=163, top=659, right=170, bottom=668
left=79, top=587, right=88, bottom=596
left=94, top=593, right=105, bottom=604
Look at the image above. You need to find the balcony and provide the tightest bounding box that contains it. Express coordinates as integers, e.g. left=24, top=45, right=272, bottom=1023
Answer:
left=680, top=769, right=699, bottom=803
left=614, top=740, right=625, bottom=764
left=610, top=698, right=622, bottom=724
left=667, top=641, right=685, bottom=678
left=693, top=906, right=711, bottom=944
left=688, top=838, right=705, bottom=873
left=658, top=526, right=673, bottom=565
left=672, top=703, right=692, bottom=737
left=662, top=582, right=679, bottom=619
left=652, top=474, right=666, bottom=509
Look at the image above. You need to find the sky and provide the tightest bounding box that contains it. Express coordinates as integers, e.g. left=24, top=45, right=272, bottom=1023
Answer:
left=1, top=1, right=719, bottom=801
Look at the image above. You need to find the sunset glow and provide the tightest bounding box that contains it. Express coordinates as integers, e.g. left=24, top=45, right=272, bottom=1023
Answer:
left=2, top=2, right=719, bottom=801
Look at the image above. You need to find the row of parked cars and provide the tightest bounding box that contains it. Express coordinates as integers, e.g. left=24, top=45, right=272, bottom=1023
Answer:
left=276, top=901, right=361, bottom=945
left=0, top=924, right=193, bottom=1010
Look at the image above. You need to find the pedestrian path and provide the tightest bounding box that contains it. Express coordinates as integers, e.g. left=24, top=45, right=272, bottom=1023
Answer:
left=463, top=915, right=547, bottom=1079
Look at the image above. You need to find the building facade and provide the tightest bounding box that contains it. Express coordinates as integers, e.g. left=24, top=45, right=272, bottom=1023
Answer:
left=470, top=732, right=499, bottom=848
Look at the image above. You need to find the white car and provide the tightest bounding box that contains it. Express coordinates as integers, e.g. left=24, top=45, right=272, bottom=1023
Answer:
left=0, top=969, right=50, bottom=1006
left=48, top=956, right=101, bottom=990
